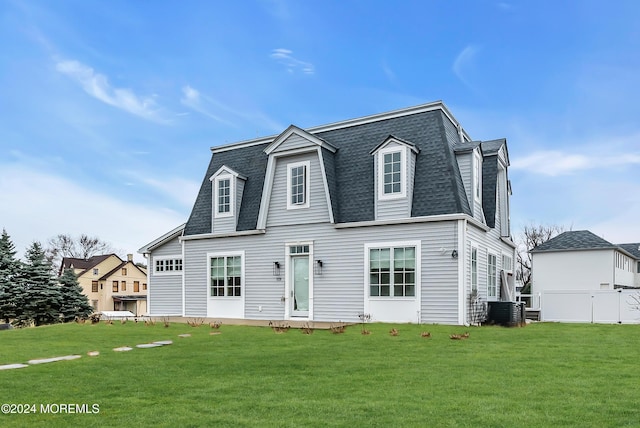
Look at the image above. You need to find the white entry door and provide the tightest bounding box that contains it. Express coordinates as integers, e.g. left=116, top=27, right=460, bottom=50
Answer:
left=291, top=256, right=309, bottom=317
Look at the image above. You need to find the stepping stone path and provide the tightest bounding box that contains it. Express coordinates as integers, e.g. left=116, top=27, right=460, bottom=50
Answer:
left=0, top=363, right=28, bottom=370
left=136, top=343, right=163, bottom=348
left=1, top=338, right=175, bottom=370
left=28, top=355, right=81, bottom=365
left=178, top=334, right=191, bottom=338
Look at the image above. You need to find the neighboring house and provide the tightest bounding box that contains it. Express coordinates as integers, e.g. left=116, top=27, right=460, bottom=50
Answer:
left=531, top=230, right=640, bottom=323
left=60, top=254, right=148, bottom=316
left=140, top=101, right=516, bottom=325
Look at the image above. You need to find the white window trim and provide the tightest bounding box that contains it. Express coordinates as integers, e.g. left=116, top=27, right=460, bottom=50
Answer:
left=377, top=146, right=407, bottom=200
left=286, top=160, right=310, bottom=210
left=471, top=245, right=479, bottom=293
left=364, top=240, right=421, bottom=301
left=153, top=255, right=183, bottom=276
left=213, top=174, right=234, bottom=219
left=487, top=252, right=498, bottom=300
left=207, top=251, right=245, bottom=299
left=474, top=151, right=482, bottom=202
left=501, top=252, right=513, bottom=274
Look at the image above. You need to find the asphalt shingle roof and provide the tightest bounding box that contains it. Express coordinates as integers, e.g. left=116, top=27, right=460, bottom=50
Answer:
left=531, top=230, right=616, bottom=253
left=184, top=106, right=505, bottom=236
left=618, top=243, right=640, bottom=260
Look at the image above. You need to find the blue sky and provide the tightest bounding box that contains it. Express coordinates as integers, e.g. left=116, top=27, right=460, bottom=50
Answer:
left=1, top=0, right=639, bottom=261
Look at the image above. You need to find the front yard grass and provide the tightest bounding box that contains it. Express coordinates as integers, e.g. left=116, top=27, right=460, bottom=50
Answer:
left=0, top=321, right=638, bottom=427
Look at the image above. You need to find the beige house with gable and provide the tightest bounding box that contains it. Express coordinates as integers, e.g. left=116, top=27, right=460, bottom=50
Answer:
left=60, top=254, right=148, bottom=316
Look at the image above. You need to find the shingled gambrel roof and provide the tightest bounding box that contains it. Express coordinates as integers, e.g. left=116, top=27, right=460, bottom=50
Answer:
left=480, top=139, right=507, bottom=229
left=531, top=230, right=617, bottom=253
left=185, top=143, right=269, bottom=235
left=184, top=105, right=496, bottom=236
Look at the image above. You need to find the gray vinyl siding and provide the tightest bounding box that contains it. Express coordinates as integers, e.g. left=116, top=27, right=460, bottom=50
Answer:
left=420, top=221, right=459, bottom=324
left=148, top=235, right=183, bottom=315
left=456, top=152, right=473, bottom=214
left=467, top=223, right=515, bottom=303
left=273, top=133, right=315, bottom=153
left=183, top=220, right=462, bottom=324
left=266, top=152, right=331, bottom=227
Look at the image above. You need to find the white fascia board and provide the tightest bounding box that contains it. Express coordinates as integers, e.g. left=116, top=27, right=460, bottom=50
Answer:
left=209, top=165, right=247, bottom=181
left=180, top=229, right=266, bottom=242
left=264, top=125, right=337, bottom=155
left=138, top=223, right=186, bottom=254
left=334, top=213, right=490, bottom=231
left=210, top=101, right=471, bottom=153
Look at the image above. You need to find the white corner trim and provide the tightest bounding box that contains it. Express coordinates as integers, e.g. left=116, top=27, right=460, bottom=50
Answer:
left=316, top=147, right=335, bottom=224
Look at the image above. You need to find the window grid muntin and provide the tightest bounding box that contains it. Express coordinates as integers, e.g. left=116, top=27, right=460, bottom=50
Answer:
left=488, top=253, right=497, bottom=297
left=290, top=165, right=306, bottom=205
left=154, top=257, right=183, bottom=274
left=210, top=255, right=242, bottom=297
left=471, top=247, right=478, bottom=292
left=218, top=178, right=231, bottom=214
left=383, top=151, right=402, bottom=194
left=369, top=246, right=416, bottom=297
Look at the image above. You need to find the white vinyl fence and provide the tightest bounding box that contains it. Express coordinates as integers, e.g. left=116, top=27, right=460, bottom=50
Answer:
left=542, top=290, right=640, bottom=324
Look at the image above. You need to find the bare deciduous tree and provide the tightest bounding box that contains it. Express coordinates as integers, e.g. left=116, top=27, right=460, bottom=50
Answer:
left=516, top=223, right=566, bottom=292
left=47, top=233, right=115, bottom=271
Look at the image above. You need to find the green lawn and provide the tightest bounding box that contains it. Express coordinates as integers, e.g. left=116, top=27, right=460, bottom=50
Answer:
left=0, top=321, right=638, bottom=427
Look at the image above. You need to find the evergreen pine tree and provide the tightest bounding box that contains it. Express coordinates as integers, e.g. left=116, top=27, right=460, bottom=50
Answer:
left=58, top=268, right=93, bottom=322
left=18, top=242, right=63, bottom=327
left=0, top=229, right=24, bottom=324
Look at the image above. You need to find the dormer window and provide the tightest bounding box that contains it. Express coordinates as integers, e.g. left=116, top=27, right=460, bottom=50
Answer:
left=212, top=174, right=234, bottom=218
left=474, top=151, right=482, bottom=201
left=377, top=146, right=407, bottom=200
left=287, top=161, right=310, bottom=209
left=217, top=178, right=231, bottom=215
left=383, top=151, right=402, bottom=195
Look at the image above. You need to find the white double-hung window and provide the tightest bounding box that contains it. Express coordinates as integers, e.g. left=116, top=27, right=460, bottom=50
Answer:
left=287, top=161, right=310, bottom=209
left=209, top=254, right=242, bottom=297
left=377, top=147, right=406, bottom=199
left=214, top=174, right=233, bottom=218
left=368, top=245, right=416, bottom=297
left=487, top=253, right=497, bottom=298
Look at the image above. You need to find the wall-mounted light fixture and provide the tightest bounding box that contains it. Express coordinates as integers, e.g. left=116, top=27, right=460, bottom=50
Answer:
left=273, top=261, right=281, bottom=276
left=314, top=260, right=323, bottom=275
left=451, top=250, right=458, bottom=259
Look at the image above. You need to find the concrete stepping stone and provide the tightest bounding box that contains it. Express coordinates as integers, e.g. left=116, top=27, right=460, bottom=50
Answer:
left=153, top=340, right=173, bottom=345
left=136, top=343, right=163, bottom=348
left=113, top=346, right=133, bottom=352
left=178, top=334, right=191, bottom=338
left=87, top=351, right=100, bottom=357
left=28, top=355, right=81, bottom=365
left=0, top=363, right=28, bottom=370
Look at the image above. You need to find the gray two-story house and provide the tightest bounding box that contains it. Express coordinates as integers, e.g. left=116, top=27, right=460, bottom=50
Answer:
left=139, top=101, right=516, bottom=325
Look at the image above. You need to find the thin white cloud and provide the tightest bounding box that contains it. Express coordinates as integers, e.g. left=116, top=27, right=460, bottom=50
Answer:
left=56, top=59, right=169, bottom=123
left=181, top=84, right=284, bottom=133
left=121, top=169, right=200, bottom=208
left=0, top=164, right=185, bottom=263
left=180, top=85, right=234, bottom=125
left=452, top=45, right=480, bottom=90
left=512, top=150, right=640, bottom=176
left=270, top=48, right=315, bottom=74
